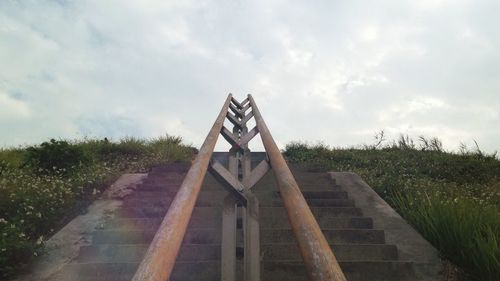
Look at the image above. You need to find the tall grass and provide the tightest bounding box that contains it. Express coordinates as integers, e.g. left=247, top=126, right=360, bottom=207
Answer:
left=0, top=135, right=194, bottom=278
left=392, top=189, right=499, bottom=280
left=284, top=137, right=500, bottom=281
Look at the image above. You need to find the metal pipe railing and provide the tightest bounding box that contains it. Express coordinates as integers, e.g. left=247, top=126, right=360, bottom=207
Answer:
left=248, top=95, right=347, bottom=281
left=132, top=94, right=233, bottom=281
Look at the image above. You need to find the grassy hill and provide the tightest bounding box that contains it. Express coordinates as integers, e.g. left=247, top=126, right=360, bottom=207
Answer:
left=284, top=137, right=499, bottom=281
left=1, top=135, right=498, bottom=280
left=0, top=136, right=194, bottom=278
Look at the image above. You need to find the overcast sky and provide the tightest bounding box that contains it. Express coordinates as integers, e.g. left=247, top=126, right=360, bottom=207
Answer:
left=1, top=0, right=499, bottom=152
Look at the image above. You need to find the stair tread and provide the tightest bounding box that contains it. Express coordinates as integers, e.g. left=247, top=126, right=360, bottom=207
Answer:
left=56, top=260, right=416, bottom=281
left=77, top=243, right=399, bottom=263
left=101, top=216, right=374, bottom=230
left=91, top=228, right=385, bottom=245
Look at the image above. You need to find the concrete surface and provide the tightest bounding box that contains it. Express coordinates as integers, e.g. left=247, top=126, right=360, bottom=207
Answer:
left=16, top=173, right=147, bottom=281
left=330, top=172, right=443, bottom=281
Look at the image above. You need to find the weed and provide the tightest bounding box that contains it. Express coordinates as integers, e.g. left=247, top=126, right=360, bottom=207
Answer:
left=284, top=137, right=500, bottom=280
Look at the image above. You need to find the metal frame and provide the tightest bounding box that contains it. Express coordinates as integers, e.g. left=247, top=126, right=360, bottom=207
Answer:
left=132, top=94, right=347, bottom=281
left=209, top=96, right=265, bottom=281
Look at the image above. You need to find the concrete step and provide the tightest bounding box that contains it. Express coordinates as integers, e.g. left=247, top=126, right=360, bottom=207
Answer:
left=143, top=176, right=220, bottom=185
left=135, top=183, right=182, bottom=191
left=260, top=229, right=385, bottom=244
left=53, top=262, right=138, bottom=281
left=124, top=190, right=178, bottom=198
left=77, top=244, right=221, bottom=263
left=247, top=183, right=343, bottom=192
left=92, top=228, right=221, bottom=245
left=261, top=207, right=363, bottom=219
left=260, top=216, right=373, bottom=229
left=146, top=174, right=220, bottom=184
left=56, top=260, right=415, bottom=281
left=144, top=172, right=186, bottom=177
left=77, top=243, right=397, bottom=263
left=261, top=260, right=416, bottom=281
left=114, top=207, right=222, bottom=224
left=54, top=261, right=221, bottom=281
left=150, top=164, right=190, bottom=173
left=123, top=197, right=355, bottom=208
left=122, top=192, right=238, bottom=207
left=254, top=190, right=348, bottom=200
left=91, top=228, right=384, bottom=245
left=256, top=177, right=334, bottom=187
left=123, top=189, right=299, bottom=207
left=134, top=183, right=344, bottom=196
left=136, top=182, right=222, bottom=191
left=141, top=178, right=182, bottom=185
left=297, top=190, right=348, bottom=199
left=113, top=205, right=361, bottom=219
left=261, top=243, right=398, bottom=261
left=125, top=189, right=348, bottom=203
left=102, top=216, right=373, bottom=231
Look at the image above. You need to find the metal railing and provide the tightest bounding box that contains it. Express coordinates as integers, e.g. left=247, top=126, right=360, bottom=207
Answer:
left=248, top=95, right=347, bottom=281
left=132, top=94, right=347, bottom=281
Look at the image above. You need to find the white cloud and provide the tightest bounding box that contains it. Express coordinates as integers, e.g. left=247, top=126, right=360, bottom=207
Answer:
left=0, top=92, right=31, bottom=119
left=0, top=0, right=499, bottom=153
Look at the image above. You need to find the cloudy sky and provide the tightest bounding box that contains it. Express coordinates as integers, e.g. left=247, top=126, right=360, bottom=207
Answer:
left=1, top=0, right=499, bottom=152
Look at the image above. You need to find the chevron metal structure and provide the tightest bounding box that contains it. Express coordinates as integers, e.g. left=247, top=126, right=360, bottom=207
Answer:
left=132, top=94, right=347, bottom=281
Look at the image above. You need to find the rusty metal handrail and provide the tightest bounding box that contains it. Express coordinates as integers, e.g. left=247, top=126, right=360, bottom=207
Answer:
left=132, top=94, right=232, bottom=281
left=248, top=95, right=347, bottom=281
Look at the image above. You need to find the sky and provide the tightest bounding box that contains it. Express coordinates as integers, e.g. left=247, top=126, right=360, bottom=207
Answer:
left=1, top=0, right=499, bottom=153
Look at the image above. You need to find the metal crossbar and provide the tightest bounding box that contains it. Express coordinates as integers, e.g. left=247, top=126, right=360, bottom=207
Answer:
left=132, top=94, right=347, bottom=281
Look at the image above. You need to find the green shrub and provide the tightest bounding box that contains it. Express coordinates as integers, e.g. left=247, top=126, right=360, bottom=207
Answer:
left=23, top=139, right=90, bottom=174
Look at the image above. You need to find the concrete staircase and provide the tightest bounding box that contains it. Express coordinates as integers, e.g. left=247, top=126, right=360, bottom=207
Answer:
left=52, top=161, right=429, bottom=281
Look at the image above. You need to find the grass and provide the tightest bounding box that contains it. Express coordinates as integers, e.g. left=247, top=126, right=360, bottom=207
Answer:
left=0, top=135, right=194, bottom=278
left=2, top=133, right=498, bottom=280
left=283, top=136, right=499, bottom=281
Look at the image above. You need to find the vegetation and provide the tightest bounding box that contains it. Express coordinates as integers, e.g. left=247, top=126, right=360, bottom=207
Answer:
left=284, top=134, right=499, bottom=281
left=2, top=132, right=498, bottom=280
left=0, top=135, right=194, bottom=278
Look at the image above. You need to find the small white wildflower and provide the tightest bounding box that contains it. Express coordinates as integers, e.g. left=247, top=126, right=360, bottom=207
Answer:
left=1, top=248, right=6, bottom=252
left=0, top=218, right=7, bottom=224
